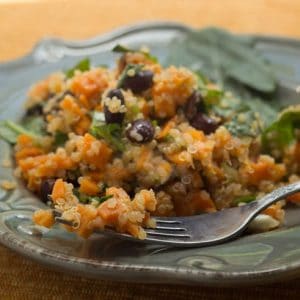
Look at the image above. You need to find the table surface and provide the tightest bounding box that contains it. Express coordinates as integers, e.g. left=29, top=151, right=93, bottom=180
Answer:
left=1, top=0, right=300, bottom=299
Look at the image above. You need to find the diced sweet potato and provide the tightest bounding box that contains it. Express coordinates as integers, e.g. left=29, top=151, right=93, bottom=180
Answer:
left=79, top=177, right=100, bottom=196
left=51, top=179, right=65, bottom=201
left=32, top=209, right=55, bottom=228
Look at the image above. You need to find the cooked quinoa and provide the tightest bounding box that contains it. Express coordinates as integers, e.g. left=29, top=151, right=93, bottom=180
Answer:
left=2, top=45, right=300, bottom=240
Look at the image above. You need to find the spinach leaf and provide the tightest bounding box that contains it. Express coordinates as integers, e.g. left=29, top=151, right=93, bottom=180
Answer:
left=112, top=44, right=158, bottom=62
left=0, top=120, right=39, bottom=144
left=65, top=58, right=90, bottom=78
left=261, top=105, right=300, bottom=151
left=166, top=27, right=276, bottom=93
left=90, top=112, right=125, bottom=151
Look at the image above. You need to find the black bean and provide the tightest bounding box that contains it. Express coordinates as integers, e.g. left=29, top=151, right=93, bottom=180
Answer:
left=65, top=170, right=80, bottom=187
left=121, top=69, right=153, bottom=93
left=40, top=179, right=56, bottom=203
left=190, top=113, right=219, bottom=134
left=184, top=90, right=205, bottom=121
left=126, top=119, right=154, bottom=143
left=104, top=89, right=125, bottom=124
left=107, top=89, right=124, bottom=101
left=26, top=104, right=44, bottom=116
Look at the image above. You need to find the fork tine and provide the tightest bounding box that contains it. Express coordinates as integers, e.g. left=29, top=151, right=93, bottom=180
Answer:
left=155, top=226, right=187, bottom=231
left=153, top=217, right=182, bottom=225
left=145, top=229, right=190, bottom=239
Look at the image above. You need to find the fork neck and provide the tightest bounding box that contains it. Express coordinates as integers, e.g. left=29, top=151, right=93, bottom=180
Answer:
left=256, top=182, right=300, bottom=211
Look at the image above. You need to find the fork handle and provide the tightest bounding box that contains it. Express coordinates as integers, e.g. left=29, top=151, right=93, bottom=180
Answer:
left=254, top=182, right=300, bottom=212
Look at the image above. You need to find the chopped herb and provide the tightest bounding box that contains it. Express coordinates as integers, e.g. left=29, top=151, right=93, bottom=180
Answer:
left=151, top=120, right=158, bottom=127
left=53, top=131, right=68, bottom=147
left=73, top=188, right=81, bottom=199
left=126, top=104, right=140, bottom=121
left=112, top=44, right=134, bottom=53
left=202, top=87, right=224, bottom=106
left=112, top=44, right=158, bottom=62
left=234, top=195, right=256, bottom=205
left=65, top=58, right=90, bottom=78
left=131, top=105, right=140, bottom=116
left=117, top=64, right=143, bottom=89
left=163, top=134, right=175, bottom=143
left=78, top=193, right=113, bottom=206
left=93, top=194, right=113, bottom=204
left=90, top=123, right=125, bottom=152
left=90, top=111, right=125, bottom=151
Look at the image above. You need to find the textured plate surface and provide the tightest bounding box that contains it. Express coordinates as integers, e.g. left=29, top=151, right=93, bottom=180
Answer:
left=1, top=21, right=300, bottom=286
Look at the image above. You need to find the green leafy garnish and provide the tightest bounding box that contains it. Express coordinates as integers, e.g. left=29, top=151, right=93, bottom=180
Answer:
left=261, top=105, right=300, bottom=152
left=112, top=44, right=158, bottom=62
left=53, top=131, right=68, bottom=147
left=117, top=64, right=143, bottom=89
left=166, top=27, right=276, bottom=94
left=151, top=120, right=158, bottom=127
left=202, top=87, right=224, bottom=106
left=78, top=194, right=113, bottom=206
left=90, top=123, right=124, bottom=152
left=90, top=112, right=125, bottom=151
left=0, top=120, right=39, bottom=144
left=163, top=134, right=175, bottom=143
left=234, top=195, right=256, bottom=205
left=65, top=58, right=90, bottom=78
left=93, top=194, right=113, bottom=204
left=126, top=104, right=140, bottom=121
left=112, top=44, right=135, bottom=53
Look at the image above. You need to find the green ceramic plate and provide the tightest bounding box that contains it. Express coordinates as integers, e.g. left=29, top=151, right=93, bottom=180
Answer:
left=1, top=22, right=300, bottom=286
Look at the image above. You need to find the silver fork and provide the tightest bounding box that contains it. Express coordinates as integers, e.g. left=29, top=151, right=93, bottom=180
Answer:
left=97, top=182, right=300, bottom=247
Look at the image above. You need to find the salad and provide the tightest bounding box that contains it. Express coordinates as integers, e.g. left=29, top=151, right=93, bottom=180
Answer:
left=1, top=28, right=300, bottom=240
